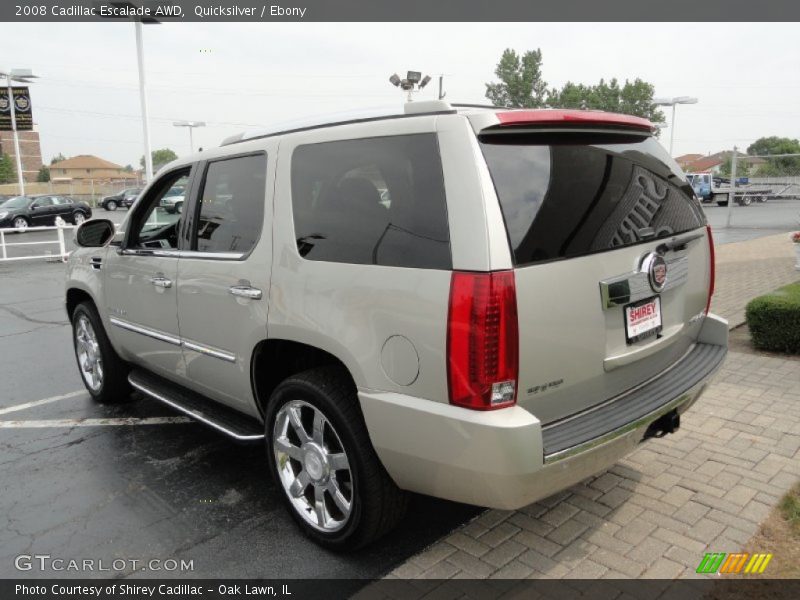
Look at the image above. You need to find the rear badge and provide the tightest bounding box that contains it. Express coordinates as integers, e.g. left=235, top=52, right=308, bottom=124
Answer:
left=642, top=252, right=668, bottom=293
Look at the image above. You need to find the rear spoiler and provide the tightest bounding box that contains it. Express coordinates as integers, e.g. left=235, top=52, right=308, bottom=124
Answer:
left=495, top=109, right=655, bottom=133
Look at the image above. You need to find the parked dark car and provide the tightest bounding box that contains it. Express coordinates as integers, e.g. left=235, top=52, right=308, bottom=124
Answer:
left=101, top=187, right=142, bottom=211
left=0, top=195, right=92, bottom=231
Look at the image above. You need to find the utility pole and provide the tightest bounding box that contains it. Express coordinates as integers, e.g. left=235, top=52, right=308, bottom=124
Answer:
left=5, top=78, right=24, bottom=195
left=725, top=147, right=737, bottom=228
left=438, top=75, right=445, bottom=100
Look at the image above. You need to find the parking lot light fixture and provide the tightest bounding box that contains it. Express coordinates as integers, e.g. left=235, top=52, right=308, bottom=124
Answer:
left=653, top=96, right=699, bottom=156
left=1, top=68, right=38, bottom=196
left=173, top=121, right=206, bottom=154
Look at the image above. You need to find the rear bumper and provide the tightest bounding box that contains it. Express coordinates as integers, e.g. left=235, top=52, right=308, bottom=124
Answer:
left=360, top=313, right=728, bottom=510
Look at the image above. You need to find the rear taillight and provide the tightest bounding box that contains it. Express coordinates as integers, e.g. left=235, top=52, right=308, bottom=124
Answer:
left=705, top=225, right=716, bottom=315
left=447, top=271, right=519, bottom=410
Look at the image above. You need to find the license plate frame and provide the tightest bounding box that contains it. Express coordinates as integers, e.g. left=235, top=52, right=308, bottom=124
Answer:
left=624, top=296, right=662, bottom=344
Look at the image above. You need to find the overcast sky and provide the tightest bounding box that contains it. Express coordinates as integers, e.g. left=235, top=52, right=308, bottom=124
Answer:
left=2, top=22, right=798, bottom=166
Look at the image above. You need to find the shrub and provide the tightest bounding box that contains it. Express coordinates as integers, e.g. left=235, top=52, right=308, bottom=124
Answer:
left=745, top=282, right=800, bottom=354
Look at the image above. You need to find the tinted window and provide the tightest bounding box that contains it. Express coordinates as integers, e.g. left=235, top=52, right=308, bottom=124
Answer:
left=290, top=134, right=450, bottom=269
left=33, top=197, right=53, bottom=207
left=53, top=197, right=72, bottom=205
left=195, top=154, right=266, bottom=254
left=479, top=134, right=705, bottom=266
left=131, top=170, right=189, bottom=250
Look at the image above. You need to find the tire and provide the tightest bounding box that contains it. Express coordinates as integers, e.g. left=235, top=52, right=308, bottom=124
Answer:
left=175, top=202, right=183, bottom=214
left=265, top=366, right=407, bottom=550
left=12, top=216, right=28, bottom=232
left=106, top=200, right=117, bottom=211
left=73, top=211, right=87, bottom=226
left=71, top=302, right=130, bottom=403
left=742, top=196, right=752, bottom=206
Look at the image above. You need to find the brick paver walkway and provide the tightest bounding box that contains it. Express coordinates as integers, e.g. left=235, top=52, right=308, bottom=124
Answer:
left=385, top=232, right=800, bottom=581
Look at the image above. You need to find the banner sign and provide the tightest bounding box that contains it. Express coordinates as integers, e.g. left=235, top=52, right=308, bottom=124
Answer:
left=0, top=87, right=33, bottom=131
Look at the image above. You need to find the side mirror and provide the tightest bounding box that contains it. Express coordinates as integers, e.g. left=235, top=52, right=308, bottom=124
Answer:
left=75, top=219, right=115, bottom=248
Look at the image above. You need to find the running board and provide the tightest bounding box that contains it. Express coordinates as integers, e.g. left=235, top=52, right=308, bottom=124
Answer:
left=128, top=370, right=264, bottom=442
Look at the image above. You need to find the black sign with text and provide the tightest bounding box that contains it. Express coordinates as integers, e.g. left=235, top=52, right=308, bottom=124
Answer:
left=0, top=87, right=33, bottom=131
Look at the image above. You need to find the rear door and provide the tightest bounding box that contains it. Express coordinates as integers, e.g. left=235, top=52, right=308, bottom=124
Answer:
left=477, top=127, right=711, bottom=424
left=175, top=149, right=273, bottom=418
left=29, top=196, right=56, bottom=225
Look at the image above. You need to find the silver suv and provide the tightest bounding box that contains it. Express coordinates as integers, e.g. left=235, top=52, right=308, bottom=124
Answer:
left=66, top=101, right=727, bottom=549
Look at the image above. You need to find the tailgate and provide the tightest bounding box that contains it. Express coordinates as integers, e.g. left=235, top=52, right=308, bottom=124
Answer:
left=478, top=129, right=711, bottom=424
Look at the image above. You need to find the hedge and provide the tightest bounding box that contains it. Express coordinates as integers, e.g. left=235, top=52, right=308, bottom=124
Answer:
left=745, top=281, right=800, bottom=354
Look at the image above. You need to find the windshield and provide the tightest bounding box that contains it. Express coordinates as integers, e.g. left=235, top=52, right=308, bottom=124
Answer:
left=479, top=133, right=705, bottom=266
left=2, top=196, right=31, bottom=209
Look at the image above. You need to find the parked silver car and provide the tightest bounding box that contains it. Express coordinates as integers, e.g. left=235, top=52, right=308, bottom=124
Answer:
left=65, top=101, right=727, bottom=549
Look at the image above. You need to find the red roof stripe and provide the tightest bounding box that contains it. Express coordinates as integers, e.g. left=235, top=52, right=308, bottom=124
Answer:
left=495, top=109, right=654, bottom=132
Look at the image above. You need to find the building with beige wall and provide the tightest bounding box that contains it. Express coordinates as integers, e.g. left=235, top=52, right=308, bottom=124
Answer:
left=49, top=155, right=137, bottom=182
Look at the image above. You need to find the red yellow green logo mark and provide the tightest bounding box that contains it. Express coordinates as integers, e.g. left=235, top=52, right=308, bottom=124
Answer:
left=696, top=552, right=773, bottom=574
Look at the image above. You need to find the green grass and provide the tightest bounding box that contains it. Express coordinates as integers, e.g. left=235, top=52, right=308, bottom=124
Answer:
left=745, top=281, right=800, bottom=354
left=779, top=483, right=800, bottom=535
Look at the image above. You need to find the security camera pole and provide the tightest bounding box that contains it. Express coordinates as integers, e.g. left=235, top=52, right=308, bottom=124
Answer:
left=389, top=71, right=432, bottom=102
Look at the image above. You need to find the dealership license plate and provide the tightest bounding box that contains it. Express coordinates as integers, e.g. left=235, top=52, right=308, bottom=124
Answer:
left=624, top=296, right=662, bottom=344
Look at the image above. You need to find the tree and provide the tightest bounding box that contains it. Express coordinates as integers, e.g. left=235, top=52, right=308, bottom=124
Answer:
left=485, top=49, right=665, bottom=125
left=141, top=148, right=178, bottom=172
left=719, top=154, right=750, bottom=178
left=0, top=153, right=16, bottom=184
left=546, top=77, right=665, bottom=124
left=37, top=165, right=50, bottom=182
left=50, top=153, right=66, bottom=165
left=123, top=164, right=134, bottom=172
left=746, top=136, right=800, bottom=176
left=485, top=48, right=549, bottom=108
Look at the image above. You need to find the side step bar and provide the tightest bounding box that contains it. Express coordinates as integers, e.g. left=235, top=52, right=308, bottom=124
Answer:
left=129, top=369, right=264, bottom=442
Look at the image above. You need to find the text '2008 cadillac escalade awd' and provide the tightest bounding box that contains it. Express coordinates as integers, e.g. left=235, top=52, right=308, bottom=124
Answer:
left=66, top=101, right=727, bottom=550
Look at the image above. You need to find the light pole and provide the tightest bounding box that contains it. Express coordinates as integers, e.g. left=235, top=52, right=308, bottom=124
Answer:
left=1, top=68, right=37, bottom=195
left=653, top=96, right=698, bottom=156
left=173, top=121, right=206, bottom=154
left=135, top=21, right=156, bottom=183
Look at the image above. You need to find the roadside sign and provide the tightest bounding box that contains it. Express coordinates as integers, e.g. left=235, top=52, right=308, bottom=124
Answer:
left=0, top=87, right=33, bottom=131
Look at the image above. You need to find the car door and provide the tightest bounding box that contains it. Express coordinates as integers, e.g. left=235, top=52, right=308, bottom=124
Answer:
left=29, top=196, right=55, bottom=225
left=103, top=166, right=196, bottom=380
left=175, top=149, right=273, bottom=417
left=52, top=196, right=74, bottom=221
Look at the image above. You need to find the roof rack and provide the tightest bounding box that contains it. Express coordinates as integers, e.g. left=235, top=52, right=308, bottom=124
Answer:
left=221, top=100, right=456, bottom=146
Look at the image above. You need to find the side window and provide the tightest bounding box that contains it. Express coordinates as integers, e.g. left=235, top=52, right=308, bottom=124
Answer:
left=193, top=154, right=266, bottom=254
left=290, top=134, right=451, bottom=269
left=34, top=197, right=53, bottom=207
left=129, top=170, right=190, bottom=250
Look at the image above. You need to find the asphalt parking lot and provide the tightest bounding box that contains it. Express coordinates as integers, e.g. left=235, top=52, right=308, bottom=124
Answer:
left=0, top=197, right=797, bottom=581
left=0, top=258, right=479, bottom=581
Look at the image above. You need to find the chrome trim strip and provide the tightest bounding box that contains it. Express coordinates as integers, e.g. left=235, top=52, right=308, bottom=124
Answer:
left=120, top=249, right=181, bottom=258
left=109, top=317, right=181, bottom=346
left=109, top=318, right=236, bottom=363
left=129, top=377, right=264, bottom=441
left=182, top=340, right=237, bottom=363
left=179, top=250, right=245, bottom=261
left=599, top=254, right=689, bottom=309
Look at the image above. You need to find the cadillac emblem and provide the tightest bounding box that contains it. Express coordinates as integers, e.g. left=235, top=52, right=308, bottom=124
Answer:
left=643, top=252, right=668, bottom=293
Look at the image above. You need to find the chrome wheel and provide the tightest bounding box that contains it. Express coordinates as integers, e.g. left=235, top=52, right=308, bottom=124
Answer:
left=75, top=315, right=103, bottom=391
left=175, top=202, right=183, bottom=214
left=273, top=400, right=353, bottom=533
left=73, top=212, right=86, bottom=225
left=13, top=217, right=27, bottom=231
left=107, top=200, right=117, bottom=211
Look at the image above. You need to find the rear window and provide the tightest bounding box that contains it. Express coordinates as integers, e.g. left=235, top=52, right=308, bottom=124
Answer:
left=479, top=133, right=705, bottom=266
left=290, top=134, right=451, bottom=269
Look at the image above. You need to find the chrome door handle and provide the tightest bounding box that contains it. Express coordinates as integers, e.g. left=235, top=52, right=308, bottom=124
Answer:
left=150, top=276, right=173, bottom=289
left=229, top=285, right=262, bottom=300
